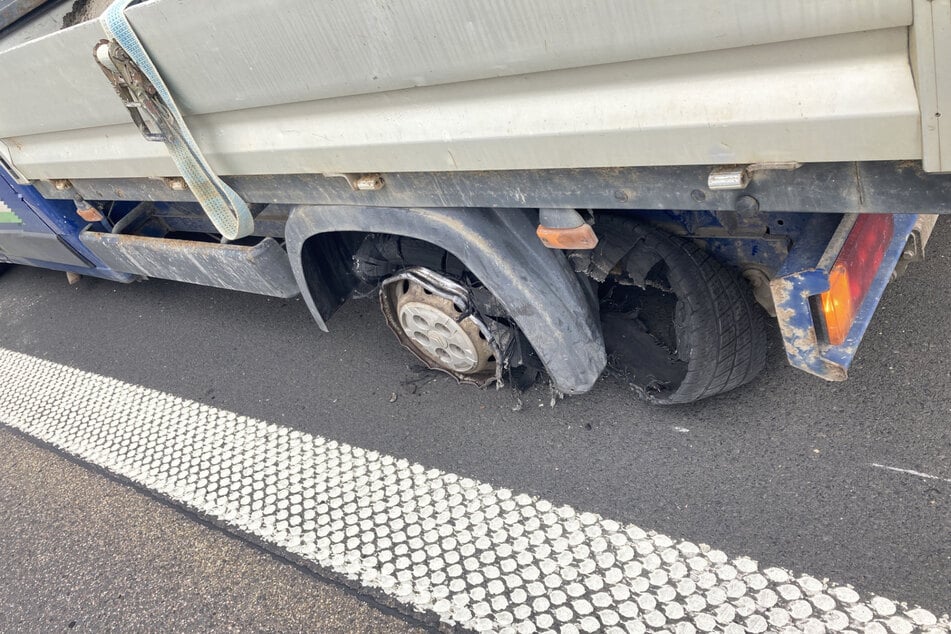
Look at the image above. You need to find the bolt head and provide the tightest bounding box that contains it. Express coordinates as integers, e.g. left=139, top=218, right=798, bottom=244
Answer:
left=735, top=195, right=759, bottom=213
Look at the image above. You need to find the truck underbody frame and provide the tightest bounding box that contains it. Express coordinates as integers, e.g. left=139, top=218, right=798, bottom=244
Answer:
left=26, top=162, right=951, bottom=218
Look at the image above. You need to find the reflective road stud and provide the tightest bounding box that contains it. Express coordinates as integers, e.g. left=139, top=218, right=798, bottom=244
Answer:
left=0, top=348, right=947, bottom=633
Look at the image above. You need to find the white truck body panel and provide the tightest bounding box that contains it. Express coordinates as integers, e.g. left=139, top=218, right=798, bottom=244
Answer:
left=0, top=0, right=939, bottom=178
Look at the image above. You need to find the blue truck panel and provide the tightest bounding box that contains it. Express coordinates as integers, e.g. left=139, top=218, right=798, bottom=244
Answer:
left=0, top=166, right=133, bottom=282
left=770, top=213, right=921, bottom=380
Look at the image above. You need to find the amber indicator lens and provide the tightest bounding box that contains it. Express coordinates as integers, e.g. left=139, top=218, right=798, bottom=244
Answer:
left=819, top=215, right=894, bottom=346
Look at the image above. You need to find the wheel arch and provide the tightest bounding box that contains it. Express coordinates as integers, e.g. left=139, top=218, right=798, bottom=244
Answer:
left=284, top=205, right=606, bottom=395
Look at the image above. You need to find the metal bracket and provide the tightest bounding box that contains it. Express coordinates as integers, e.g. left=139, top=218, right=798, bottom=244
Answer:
left=324, top=173, right=386, bottom=191
left=161, top=176, right=188, bottom=191
left=891, top=213, right=939, bottom=279
left=708, top=162, right=802, bottom=190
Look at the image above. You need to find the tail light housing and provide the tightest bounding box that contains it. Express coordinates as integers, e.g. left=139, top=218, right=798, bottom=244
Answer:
left=818, top=215, right=893, bottom=345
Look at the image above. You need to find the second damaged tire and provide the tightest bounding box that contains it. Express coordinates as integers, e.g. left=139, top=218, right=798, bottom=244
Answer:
left=584, top=216, right=767, bottom=404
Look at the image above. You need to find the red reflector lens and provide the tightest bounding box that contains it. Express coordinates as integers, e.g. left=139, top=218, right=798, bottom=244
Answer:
left=819, top=215, right=894, bottom=345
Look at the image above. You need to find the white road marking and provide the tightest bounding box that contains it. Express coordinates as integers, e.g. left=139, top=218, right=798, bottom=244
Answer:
left=869, top=463, right=951, bottom=485
left=0, top=347, right=948, bottom=633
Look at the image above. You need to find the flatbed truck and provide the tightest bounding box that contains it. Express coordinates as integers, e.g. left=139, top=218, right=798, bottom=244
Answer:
left=1, top=0, right=948, bottom=403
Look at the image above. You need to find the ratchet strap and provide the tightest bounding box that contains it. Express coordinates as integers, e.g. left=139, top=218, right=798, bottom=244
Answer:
left=98, top=0, right=254, bottom=240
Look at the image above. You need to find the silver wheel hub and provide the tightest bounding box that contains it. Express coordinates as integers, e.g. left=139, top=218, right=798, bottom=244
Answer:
left=380, top=267, right=503, bottom=386
left=398, top=302, right=480, bottom=372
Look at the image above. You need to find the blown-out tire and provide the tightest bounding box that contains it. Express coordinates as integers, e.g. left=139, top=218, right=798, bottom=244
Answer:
left=594, top=217, right=767, bottom=404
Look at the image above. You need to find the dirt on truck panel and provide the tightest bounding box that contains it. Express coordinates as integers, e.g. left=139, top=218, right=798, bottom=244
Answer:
left=61, top=0, right=111, bottom=28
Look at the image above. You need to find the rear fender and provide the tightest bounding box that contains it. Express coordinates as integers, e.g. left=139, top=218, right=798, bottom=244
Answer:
left=284, top=205, right=606, bottom=394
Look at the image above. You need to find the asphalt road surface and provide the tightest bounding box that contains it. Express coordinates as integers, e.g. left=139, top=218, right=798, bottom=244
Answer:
left=0, top=218, right=949, bottom=631
left=0, top=428, right=422, bottom=632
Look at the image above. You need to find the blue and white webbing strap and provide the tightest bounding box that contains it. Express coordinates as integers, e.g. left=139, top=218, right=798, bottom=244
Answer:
left=100, top=0, right=254, bottom=240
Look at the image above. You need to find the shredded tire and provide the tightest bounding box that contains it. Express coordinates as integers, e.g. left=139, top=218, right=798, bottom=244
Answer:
left=592, top=216, right=767, bottom=404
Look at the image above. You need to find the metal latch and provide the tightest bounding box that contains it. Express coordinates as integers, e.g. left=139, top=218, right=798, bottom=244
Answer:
left=94, top=40, right=176, bottom=143
left=708, top=162, right=802, bottom=190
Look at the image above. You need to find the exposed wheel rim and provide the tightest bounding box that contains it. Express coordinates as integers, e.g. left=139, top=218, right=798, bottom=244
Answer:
left=380, top=268, right=499, bottom=385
